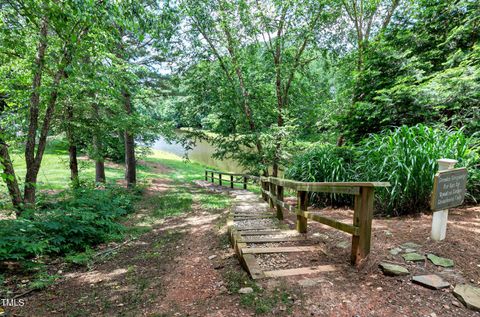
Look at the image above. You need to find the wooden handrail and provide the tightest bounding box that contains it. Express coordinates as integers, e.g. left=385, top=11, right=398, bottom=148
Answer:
left=204, top=169, right=390, bottom=266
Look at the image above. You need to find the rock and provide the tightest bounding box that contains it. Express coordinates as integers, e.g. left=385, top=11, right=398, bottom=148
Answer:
left=384, top=230, right=393, bottom=237
left=208, top=255, right=217, bottom=260
left=379, top=262, right=410, bottom=276
left=336, top=241, right=350, bottom=249
left=298, top=279, right=318, bottom=288
left=451, top=300, right=461, bottom=307
left=453, top=284, right=480, bottom=311
left=312, top=233, right=329, bottom=240
left=389, top=247, right=402, bottom=255
left=213, top=263, right=224, bottom=270
left=404, top=248, right=416, bottom=253
left=402, top=253, right=425, bottom=262
left=412, top=275, right=450, bottom=290
left=401, top=242, right=420, bottom=250
left=427, top=254, right=454, bottom=267
left=238, top=287, right=254, bottom=294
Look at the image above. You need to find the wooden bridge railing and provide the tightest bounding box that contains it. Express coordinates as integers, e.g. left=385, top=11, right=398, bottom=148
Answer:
left=204, top=169, right=390, bottom=265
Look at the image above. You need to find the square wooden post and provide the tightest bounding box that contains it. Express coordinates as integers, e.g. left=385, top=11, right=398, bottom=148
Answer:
left=205, top=171, right=208, bottom=181
left=268, top=182, right=275, bottom=209
left=261, top=181, right=267, bottom=201
left=276, top=185, right=284, bottom=220
left=219, top=173, right=222, bottom=186
left=296, top=191, right=308, bottom=233
left=243, top=176, right=247, bottom=189
left=211, top=172, right=214, bottom=183
left=351, top=187, right=374, bottom=266
left=230, top=175, right=234, bottom=188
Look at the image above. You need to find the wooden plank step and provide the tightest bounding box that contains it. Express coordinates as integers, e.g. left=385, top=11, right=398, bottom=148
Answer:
left=243, top=254, right=265, bottom=279
left=241, top=246, right=324, bottom=254
left=239, top=230, right=293, bottom=236
left=242, top=236, right=306, bottom=243
left=233, top=212, right=273, bottom=217
left=233, top=214, right=273, bottom=218
left=235, top=217, right=274, bottom=221
left=263, top=265, right=337, bottom=277
left=234, top=226, right=278, bottom=231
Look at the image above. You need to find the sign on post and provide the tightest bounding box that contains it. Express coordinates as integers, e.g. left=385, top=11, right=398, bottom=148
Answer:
left=430, top=159, right=468, bottom=241
left=431, top=168, right=468, bottom=211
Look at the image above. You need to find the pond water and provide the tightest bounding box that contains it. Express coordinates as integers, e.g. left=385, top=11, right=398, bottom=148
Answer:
left=152, top=135, right=244, bottom=173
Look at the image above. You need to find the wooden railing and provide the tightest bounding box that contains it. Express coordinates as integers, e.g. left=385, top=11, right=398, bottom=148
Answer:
left=205, top=169, right=390, bottom=265
left=204, top=169, right=259, bottom=189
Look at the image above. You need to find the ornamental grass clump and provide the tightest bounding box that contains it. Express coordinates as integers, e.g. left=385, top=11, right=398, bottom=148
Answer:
left=286, top=144, right=356, bottom=206
left=356, top=124, right=479, bottom=215
left=286, top=125, right=479, bottom=216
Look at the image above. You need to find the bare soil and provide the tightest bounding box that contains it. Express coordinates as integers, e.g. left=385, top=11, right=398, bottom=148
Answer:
left=263, top=203, right=480, bottom=316
left=4, top=168, right=480, bottom=317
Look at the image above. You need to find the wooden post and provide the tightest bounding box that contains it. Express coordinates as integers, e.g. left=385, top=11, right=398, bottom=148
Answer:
left=211, top=172, right=214, bottom=183
left=268, top=182, right=275, bottom=209
left=230, top=175, right=234, bottom=188
left=219, top=173, right=222, bottom=186
left=276, top=185, right=284, bottom=220
left=205, top=170, right=208, bottom=181
left=296, top=191, right=308, bottom=233
left=351, top=187, right=374, bottom=266
left=243, top=176, right=247, bottom=189
left=431, top=159, right=458, bottom=241
left=261, top=181, right=267, bottom=201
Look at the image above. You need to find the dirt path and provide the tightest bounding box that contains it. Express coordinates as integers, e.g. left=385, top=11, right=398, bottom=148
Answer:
left=9, top=169, right=257, bottom=317
left=6, top=163, right=480, bottom=317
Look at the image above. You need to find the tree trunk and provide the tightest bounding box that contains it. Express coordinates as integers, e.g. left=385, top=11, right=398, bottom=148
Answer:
left=24, top=65, right=65, bottom=205
left=92, top=104, right=106, bottom=183
left=65, top=104, right=79, bottom=186
left=24, top=16, right=49, bottom=206
left=0, top=95, right=23, bottom=212
left=0, top=142, right=23, bottom=213
left=123, top=90, right=136, bottom=188
left=95, top=159, right=106, bottom=183
left=68, top=144, right=79, bottom=185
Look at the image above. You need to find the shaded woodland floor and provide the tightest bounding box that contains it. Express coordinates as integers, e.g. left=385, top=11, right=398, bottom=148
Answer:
left=6, top=161, right=480, bottom=317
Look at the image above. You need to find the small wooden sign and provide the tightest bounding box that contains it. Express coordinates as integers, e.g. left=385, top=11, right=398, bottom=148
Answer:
left=431, top=167, right=468, bottom=211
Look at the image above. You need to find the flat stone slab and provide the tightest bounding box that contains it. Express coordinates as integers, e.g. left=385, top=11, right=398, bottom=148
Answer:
left=298, top=279, right=319, bottom=287
left=412, top=274, right=450, bottom=290
left=335, top=241, right=350, bottom=249
left=389, top=247, right=402, bottom=255
left=379, top=262, right=409, bottom=276
left=401, top=242, right=420, bottom=250
left=427, top=254, right=454, bottom=267
left=238, top=287, right=254, bottom=294
left=453, top=284, right=480, bottom=311
left=402, top=253, right=425, bottom=262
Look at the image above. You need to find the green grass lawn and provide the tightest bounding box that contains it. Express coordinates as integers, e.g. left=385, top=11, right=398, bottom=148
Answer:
left=0, top=143, right=258, bottom=207
left=0, top=148, right=202, bottom=195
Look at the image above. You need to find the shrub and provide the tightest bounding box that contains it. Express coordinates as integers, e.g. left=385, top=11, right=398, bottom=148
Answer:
left=357, top=125, right=479, bottom=215
left=0, top=186, right=140, bottom=263
left=285, top=144, right=356, bottom=206
left=286, top=125, right=480, bottom=215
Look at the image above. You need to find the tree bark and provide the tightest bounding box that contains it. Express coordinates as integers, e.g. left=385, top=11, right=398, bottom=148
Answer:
left=0, top=142, right=22, bottom=213
left=0, top=95, right=23, bottom=212
left=92, top=104, right=106, bottom=183
left=24, top=65, right=65, bottom=205
left=65, top=104, right=79, bottom=186
left=123, top=89, right=136, bottom=188
left=24, top=16, right=49, bottom=206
